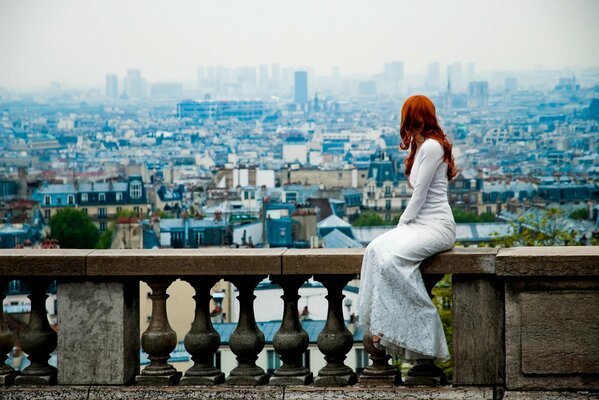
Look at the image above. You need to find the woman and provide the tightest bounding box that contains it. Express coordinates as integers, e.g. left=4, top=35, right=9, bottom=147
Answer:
left=357, top=95, right=457, bottom=361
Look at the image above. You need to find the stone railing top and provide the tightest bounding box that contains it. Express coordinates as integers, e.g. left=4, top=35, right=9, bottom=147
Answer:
left=0, top=246, right=597, bottom=277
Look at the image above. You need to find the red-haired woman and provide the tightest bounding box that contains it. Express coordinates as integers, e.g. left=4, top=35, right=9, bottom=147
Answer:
left=357, top=95, right=457, bottom=364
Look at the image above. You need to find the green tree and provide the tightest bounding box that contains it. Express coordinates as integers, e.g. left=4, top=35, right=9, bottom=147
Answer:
left=569, top=207, right=589, bottom=220
left=452, top=208, right=496, bottom=223
left=49, top=208, right=100, bottom=249
left=491, top=207, right=579, bottom=247
left=352, top=212, right=386, bottom=227
left=432, top=275, right=453, bottom=380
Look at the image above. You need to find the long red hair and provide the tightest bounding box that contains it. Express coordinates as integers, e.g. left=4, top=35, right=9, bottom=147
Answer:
left=399, top=95, right=457, bottom=181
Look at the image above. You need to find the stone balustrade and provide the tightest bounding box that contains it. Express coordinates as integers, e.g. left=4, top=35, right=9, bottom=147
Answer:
left=0, top=247, right=598, bottom=400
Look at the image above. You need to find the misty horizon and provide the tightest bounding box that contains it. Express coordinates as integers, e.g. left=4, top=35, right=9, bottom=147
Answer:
left=1, top=0, right=599, bottom=89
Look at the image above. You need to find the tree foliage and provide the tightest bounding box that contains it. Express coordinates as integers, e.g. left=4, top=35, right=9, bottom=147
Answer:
left=49, top=208, right=99, bottom=249
left=451, top=208, right=496, bottom=223
left=352, top=212, right=386, bottom=227
left=491, top=207, right=580, bottom=247
left=432, top=275, right=453, bottom=380
left=569, top=207, right=589, bottom=220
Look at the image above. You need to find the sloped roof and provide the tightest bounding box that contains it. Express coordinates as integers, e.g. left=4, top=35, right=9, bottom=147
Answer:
left=322, top=228, right=364, bottom=248
left=317, top=214, right=351, bottom=228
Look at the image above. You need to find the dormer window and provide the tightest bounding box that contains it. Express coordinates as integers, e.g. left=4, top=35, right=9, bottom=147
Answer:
left=116, top=192, right=123, bottom=202
left=99, top=193, right=106, bottom=203
left=130, top=182, right=142, bottom=199
left=82, top=193, right=88, bottom=202
left=67, top=195, right=75, bottom=205
left=44, top=195, right=51, bottom=205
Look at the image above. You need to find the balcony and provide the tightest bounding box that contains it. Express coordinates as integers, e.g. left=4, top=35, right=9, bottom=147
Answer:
left=0, top=247, right=598, bottom=399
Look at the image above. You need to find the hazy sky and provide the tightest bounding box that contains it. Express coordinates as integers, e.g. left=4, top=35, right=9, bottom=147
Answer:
left=1, top=0, right=598, bottom=88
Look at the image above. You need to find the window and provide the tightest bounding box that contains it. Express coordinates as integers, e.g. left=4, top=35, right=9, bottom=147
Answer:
left=486, top=206, right=492, bottom=214
left=401, top=199, right=407, bottom=208
left=99, top=193, right=106, bottom=203
left=251, top=191, right=255, bottom=199
left=99, top=221, right=107, bottom=231
left=44, top=209, right=51, bottom=220
left=8, top=280, right=21, bottom=294
left=67, top=195, right=75, bottom=205
left=385, top=200, right=391, bottom=210
left=171, top=231, right=184, bottom=248
left=98, top=208, right=107, bottom=218
left=195, top=232, right=204, bottom=247
left=116, top=207, right=122, bottom=214
left=355, top=348, right=370, bottom=373
left=81, top=193, right=88, bottom=202
left=44, top=195, right=51, bottom=205
left=116, top=192, right=123, bottom=202
left=133, top=206, right=140, bottom=215
left=244, top=191, right=249, bottom=200
left=385, top=186, right=391, bottom=195
left=130, top=182, right=142, bottom=199
left=82, top=208, right=88, bottom=215
left=267, top=350, right=281, bottom=374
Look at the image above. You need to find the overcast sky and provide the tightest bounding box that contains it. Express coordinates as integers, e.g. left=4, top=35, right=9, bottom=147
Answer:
left=0, top=0, right=598, bottom=88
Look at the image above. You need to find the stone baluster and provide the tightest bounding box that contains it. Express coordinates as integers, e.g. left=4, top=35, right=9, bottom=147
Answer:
left=269, top=275, right=312, bottom=385
left=226, top=275, right=269, bottom=385
left=313, top=274, right=357, bottom=386
left=136, top=279, right=181, bottom=385
left=0, top=280, right=17, bottom=385
left=358, top=331, right=402, bottom=386
left=15, top=279, right=57, bottom=385
left=180, top=277, right=225, bottom=385
left=405, top=273, right=447, bottom=386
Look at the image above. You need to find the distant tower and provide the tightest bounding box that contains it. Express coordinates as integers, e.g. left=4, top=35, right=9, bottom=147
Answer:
left=124, top=69, right=145, bottom=98
left=294, top=71, right=308, bottom=106
left=445, top=72, right=452, bottom=112
left=105, top=74, right=118, bottom=99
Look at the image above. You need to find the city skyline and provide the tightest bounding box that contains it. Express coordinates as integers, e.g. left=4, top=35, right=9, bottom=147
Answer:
left=1, top=0, right=599, bottom=88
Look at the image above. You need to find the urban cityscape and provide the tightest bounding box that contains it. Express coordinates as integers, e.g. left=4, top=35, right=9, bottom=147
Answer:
left=1, top=0, right=598, bottom=395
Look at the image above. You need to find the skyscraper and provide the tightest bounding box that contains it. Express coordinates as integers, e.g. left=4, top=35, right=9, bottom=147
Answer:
left=426, top=63, right=440, bottom=92
left=294, top=71, right=308, bottom=105
left=383, top=61, right=404, bottom=82
left=124, top=69, right=145, bottom=98
left=105, top=74, right=118, bottom=99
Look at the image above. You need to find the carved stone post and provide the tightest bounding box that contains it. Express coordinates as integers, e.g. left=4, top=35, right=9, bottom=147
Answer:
left=313, top=274, right=357, bottom=386
left=180, top=277, right=225, bottom=385
left=269, top=275, right=312, bottom=385
left=136, top=279, right=181, bottom=385
left=0, top=280, right=17, bottom=385
left=226, top=275, right=269, bottom=385
left=358, top=331, right=402, bottom=386
left=15, top=279, right=57, bottom=385
left=405, top=273, right=446, bottom=386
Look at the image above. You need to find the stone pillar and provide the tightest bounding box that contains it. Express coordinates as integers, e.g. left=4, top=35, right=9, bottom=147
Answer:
left=180, top=277, right=225, bottom=385
left=226, top=275, right=269, bottom=385
left=405, top=273, right=446, bottom=386
left=136, top=279, right=181, bottom=385
left=358, top=331, right=401, bottom=386
left=269, top=275, right=313, bottom=385
left=313, top=274, right=357, bottom=386
left=15, top=279, right=57, bottom=385
left=57, top=280, right=139, bottom=385
left=0, top=280, right=17, bottom=385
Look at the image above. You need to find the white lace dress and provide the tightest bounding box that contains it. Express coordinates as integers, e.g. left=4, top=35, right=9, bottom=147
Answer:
left=357, top=138, right=456, bottom=361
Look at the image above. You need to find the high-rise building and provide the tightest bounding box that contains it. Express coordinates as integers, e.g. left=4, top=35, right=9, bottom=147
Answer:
left=294, top=71, right=308, bottom=105
left=259, top=64, right=269, bottom=90
left=426, top=63, right=440, bottom=92
left=105, top=74, right=118, bottom=99
left=383, top=61, right=404, bottom=82
left=124, top=69, right=146, bottom=98
left=505, top=77, right=518, bottom=92
left=468, top=81, right=489, bottom=108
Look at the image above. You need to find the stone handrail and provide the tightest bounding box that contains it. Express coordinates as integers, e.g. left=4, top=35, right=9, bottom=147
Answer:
left=0, top=246, right=598, bottom=399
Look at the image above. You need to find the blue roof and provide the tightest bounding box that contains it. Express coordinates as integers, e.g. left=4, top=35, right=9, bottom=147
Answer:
left=322, top=228, right=364, bottom=248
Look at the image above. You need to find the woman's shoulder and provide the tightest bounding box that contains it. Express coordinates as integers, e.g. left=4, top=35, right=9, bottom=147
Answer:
left=421, top=138, right=444, bottom=155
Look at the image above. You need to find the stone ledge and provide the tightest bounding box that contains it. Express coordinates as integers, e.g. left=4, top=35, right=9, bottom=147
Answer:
left=86, top=249, right=286, bottom=276
left=282, top=247, right=497, bottom=275
left=0, top=385, right=497, bottom=400
left=0, top=249, right=91, bottom=276
left=496, top=246, right=599, bottom=276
